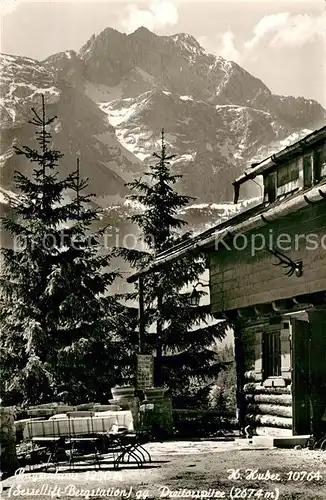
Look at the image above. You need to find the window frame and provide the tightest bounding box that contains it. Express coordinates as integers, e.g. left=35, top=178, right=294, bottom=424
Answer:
left=276, top=159, right=300, bottom=197
left=262, top=330, right=281, bottom=379
left=314, top=145, right=326, bottom=182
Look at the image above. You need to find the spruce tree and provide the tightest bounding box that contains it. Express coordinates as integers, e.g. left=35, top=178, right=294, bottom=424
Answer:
left=0, top=96, right=136, bottom=406
left=117, top=130, right=226, bottom=405
left=50, top=158, right=138, bottom=403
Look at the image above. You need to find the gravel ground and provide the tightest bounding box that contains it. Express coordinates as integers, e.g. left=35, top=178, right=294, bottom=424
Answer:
left=1, top=440, right=326, bottom=500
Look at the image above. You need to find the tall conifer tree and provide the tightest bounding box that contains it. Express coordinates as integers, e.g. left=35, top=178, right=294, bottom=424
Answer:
left=0, top=96, right=136, bottom=405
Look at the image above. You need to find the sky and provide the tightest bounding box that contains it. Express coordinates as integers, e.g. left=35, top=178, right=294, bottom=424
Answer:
left=0, top=0, right=325, bottom=107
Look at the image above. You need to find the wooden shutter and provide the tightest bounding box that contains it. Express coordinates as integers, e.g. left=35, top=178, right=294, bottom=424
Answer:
left=303, top=154, right=313, bottom=188
left=254, top=331, right=263, bottom=380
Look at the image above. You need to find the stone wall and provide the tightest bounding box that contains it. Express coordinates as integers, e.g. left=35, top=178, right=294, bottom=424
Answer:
left=141, top=396, right=173, bottom=438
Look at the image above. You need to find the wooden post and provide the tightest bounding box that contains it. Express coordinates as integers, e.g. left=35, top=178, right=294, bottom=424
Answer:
left=138, top=276, right=145, bottom=354
left=233, top=319, right=246, bottom=433
left=156, top=288, right=163, bottom=387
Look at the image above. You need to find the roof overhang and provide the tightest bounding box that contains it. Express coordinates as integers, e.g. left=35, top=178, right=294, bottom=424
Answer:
left=232, top=125, right=326, bottom=203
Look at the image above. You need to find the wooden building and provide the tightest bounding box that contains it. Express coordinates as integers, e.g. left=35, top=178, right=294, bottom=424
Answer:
left=129, top=126, right=326, bottom=438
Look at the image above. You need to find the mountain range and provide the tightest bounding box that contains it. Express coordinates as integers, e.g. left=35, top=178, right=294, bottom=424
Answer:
left=1, top=26, right=325, bottom=220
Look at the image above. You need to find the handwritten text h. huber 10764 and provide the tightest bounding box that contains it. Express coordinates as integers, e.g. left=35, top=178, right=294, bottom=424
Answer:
left=227, top=469, right=323, bottom=482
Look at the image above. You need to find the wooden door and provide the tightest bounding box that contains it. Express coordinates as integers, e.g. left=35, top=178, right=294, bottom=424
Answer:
left=291, top=318, right=312, bottom=435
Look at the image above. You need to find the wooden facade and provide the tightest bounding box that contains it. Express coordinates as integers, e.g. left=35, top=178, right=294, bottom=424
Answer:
left=210, top=126, right=326, bottom=437
left=209, top=201, right=326, bottom=312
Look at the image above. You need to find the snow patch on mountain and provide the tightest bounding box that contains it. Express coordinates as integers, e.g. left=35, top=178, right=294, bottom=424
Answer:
left=113, top=127, right=153, bottom=162
left=172, top=153, right=196, bottom=163
left=171, top=33, right=209, bottom=59
left=84, top=82, right=123, bottom=103
left=275, top=129, right=312, bottom=149
left=251, top=128, right=313, bottom=164
left=0, top=187, right=18, bottom=205
left=100, top=92, right=152, bottom=126
left=100, top=101, right=136, bottom=126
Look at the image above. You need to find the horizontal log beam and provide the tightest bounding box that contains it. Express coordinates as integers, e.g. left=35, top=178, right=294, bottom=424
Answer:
left=245, top=414, right=292, bottom=429
left=243, top=383, right=291, bottom=394
left=245, top=394, right=292, bottom=406
left=254, top=426, right=292, bottom=437
left=244, top=371, right=262, bottom=381
left=246, top=404, right=292, bottom=418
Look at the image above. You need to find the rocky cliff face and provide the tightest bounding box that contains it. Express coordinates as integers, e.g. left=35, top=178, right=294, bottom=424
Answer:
left=1, top=26, right=325, bottom=214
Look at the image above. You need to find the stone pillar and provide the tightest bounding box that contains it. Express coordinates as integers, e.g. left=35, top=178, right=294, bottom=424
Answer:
left=0, top=406, right=18, bottom=476
left=141, top=395, right=173, bottom=439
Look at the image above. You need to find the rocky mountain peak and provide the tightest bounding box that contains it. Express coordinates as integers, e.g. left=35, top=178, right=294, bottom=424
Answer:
left=171, top=32, right=205, bottom=52
left=1, top=26, right=325, bottom=214
left=129, top=26, right=158, bottom=39
left=79, top=27, right=127, bottom=60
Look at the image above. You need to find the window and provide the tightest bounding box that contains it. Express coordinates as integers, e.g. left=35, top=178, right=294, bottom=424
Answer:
left=277, top=160, right=299, bottom=187
left=277, top=160, right=300, bottom=196
left=262, top=330, right=281, bottom=378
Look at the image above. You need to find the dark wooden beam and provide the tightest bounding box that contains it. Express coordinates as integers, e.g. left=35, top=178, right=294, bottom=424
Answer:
left=155, top=288, right=163, bottom=386
left=294, top=291, right=326, bottom=307
left=254, top=303, right=275, bottom=316
left=272, top=299, right=295, bottom=312
left=237, top=307, right=256, bottom=319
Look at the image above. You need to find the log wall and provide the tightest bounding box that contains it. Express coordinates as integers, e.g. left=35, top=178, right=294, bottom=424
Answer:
left=243, top=381, right=293, bottom=435
left=240, top=320, right=293, bottom=436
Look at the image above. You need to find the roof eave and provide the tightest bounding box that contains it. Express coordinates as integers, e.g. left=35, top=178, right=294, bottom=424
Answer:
left=127, top=181, right=326, bottom=283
